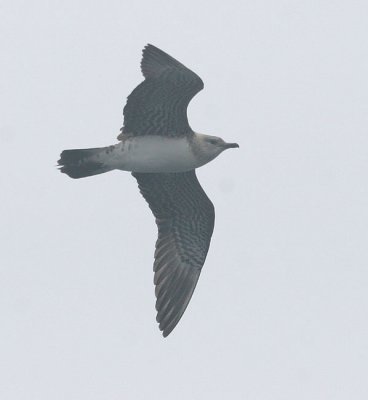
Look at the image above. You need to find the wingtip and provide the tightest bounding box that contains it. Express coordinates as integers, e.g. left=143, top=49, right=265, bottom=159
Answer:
left=157, top=310, right=178, bottom=338
left=161, top=325, right=174, bottom=338
left=143, top=43, right=155, bottom=51
left=140, top=44, right=164, bottom=78
left=140, top=43, right=185, bottom=79
left=162, top=330, right=169, bottom=338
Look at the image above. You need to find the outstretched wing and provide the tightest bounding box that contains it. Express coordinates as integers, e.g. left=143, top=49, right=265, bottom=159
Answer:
left=133, top=170, right=215, bottom=337
left=119, top=44, right=204, bottom=139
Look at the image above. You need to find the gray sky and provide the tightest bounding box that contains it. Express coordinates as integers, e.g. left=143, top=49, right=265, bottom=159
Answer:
left=1, top=1, right=368, bottom=399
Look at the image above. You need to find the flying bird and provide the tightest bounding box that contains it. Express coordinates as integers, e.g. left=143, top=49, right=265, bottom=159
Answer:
left=58, top=44, right=239, bottom=337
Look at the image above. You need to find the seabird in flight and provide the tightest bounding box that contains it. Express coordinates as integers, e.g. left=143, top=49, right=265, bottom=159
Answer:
left=58, top=44, right=239, bottom=337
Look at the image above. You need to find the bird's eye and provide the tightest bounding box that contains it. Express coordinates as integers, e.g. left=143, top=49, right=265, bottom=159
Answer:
left=208, top=139, right=217, bottom=145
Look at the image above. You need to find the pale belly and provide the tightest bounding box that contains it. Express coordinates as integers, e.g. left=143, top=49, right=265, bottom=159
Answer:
left=106, top=136, right=201, bottom=173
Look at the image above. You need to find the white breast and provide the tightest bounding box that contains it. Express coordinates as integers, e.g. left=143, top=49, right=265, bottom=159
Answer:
left=107, top=136, right=200, bottom=173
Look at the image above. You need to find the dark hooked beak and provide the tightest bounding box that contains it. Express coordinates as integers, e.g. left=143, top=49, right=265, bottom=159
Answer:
left=224, top=142, right=239, bottom=149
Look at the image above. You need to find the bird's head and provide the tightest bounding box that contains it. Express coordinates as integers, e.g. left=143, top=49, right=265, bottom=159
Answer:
left=196, top=133, right=239, bottom=161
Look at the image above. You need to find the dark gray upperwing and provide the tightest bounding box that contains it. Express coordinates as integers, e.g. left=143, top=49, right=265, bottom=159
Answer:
left=119, top=44, right=204, bottom=139
left=132, top=170, right=215, bottom=337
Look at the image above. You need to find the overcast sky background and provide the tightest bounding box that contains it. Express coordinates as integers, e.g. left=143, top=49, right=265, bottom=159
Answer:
left=1, top=1, right=368, bottom=399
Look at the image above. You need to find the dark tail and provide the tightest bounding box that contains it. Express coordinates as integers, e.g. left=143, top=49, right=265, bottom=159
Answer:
left=58, top=147, right=113, bottom=179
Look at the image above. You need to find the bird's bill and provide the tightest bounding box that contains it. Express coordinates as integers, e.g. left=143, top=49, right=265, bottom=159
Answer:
left=223, top=142, right=239, bottom=149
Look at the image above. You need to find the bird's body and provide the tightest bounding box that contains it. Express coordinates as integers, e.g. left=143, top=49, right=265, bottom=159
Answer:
left=63, top=133, right=235, bottom=175
left=58, top=44, right=238, bottom=337
left=115, top=135, right=198, bottom=172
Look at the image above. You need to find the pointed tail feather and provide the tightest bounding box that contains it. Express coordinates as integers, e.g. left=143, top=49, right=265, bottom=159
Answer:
left=58, top=147, right=113, bottom=179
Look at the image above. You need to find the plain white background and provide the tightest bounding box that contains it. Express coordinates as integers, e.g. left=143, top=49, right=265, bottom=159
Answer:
left=1, top=1, right=367, bottom=399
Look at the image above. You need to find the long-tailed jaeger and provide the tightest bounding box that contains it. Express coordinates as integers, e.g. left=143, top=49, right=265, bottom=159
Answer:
left=58, top=44, right=239, bottom=337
